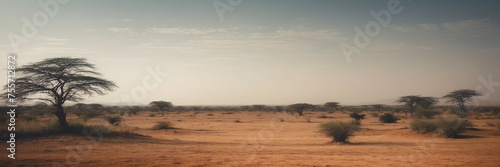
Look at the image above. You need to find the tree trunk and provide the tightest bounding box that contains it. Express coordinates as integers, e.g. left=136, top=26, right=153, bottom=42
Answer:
left=298, top=110, right=303, bottom=116
left=55, top=104, right=68, bottom=130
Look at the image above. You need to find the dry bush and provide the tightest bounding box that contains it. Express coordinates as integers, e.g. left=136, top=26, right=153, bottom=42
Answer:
left=152, top=121, right=173, bottom=130
left=414, top=110, right=441, bottom=119
left=319, top=121, right=359, bottom=143
left=410, top=119, right=473, bottom=138
left=379, top=113, right=398, bottom=123
left=104, top=116, right=123, bottom=126
left=410, top=119, right=438, bottom=134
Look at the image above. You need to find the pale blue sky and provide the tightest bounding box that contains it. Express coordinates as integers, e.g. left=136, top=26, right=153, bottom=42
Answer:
left=1, top=0, right=499, bottom=106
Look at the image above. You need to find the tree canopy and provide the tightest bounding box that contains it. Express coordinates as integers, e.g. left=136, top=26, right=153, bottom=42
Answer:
left=443, top=89, right=482, bottom=117
left=3, top=57, right=116, bottom=128
left=396, top=95, right=438, bottom=117
left=149, top=101, right=173, bottom=116
left=287, top=103, right=312, bottom=116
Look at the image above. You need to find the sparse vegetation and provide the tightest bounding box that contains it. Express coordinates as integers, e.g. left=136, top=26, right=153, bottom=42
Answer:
left=152, top=121, right=173, bottom=130
left=319, top=121, right=359, bottom=143
left=414, top=110, right=441, bottom=119
left=207, top=113, right=214, bottom=116
left=234, top=120, right=241, bottom=123
left=379, top=113, right=398, bottom=123
left=410, top=119, right=473, bottom=138
left=15, top=120, right=109, bottom=137
left=149, top=113, right=157, bottom=117
left=104, top=116, right=123, bottom=126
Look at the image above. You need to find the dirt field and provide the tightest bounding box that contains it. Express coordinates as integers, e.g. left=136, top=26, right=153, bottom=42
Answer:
left=2, top=111, right=500, bottom=167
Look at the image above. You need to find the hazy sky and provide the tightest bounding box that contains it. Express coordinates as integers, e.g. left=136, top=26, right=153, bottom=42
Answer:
left=1, top=0, right=500, bottom=106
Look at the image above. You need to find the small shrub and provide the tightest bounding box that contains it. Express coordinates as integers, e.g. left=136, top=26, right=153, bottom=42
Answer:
left=305, top=116, right=311, bottom=123
left=234, top=120, right=241, bottom=123
left=410, top=119, right=438, bottom=134
left=149, top=113, right=156, bottom=117
left=349, top=113, right=366, bottom=121
left=278, top=117, right=285, bottom=122
left=438, top=119, right=472, bottom=138
left=104, top=116, right=123, bottom=126
left=379, top=113, right=398, bottom=123
left=207, top=113, right=214, bottom=116
left=319, top=121, right=359, bottom=143
left=486, top=122, right=495, bottom=126
left=223, top=112, right=234, bottom=115
left=370, top=112, right=379, bottom=117
left=497, top=122, right=500, bottom=131
left=414, top=110, right=441, bottom=119
left=152, top=121, right=173, bottom=130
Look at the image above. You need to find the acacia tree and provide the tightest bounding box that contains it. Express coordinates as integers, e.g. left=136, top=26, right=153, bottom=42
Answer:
left=443, top=89, right=482, bottom=117
left=396, top=95, right=421, bottom=117
left=2, top=57, right=117, bottom=129
left=419, top=96, right=439, bottom=109
left=149, top=101, right=172, bottom=116
left=396, top=96, right=438, bottom=117
left=286, top=103, right=312, bottom=116
left=324, top=102, right=340, bottom=111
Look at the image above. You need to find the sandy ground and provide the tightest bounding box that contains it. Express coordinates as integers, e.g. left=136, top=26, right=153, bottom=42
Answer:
left=2, top=111, right=500, bottom=167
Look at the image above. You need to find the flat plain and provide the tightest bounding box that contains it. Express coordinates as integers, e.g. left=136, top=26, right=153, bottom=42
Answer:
left=2, top=111, right=500, bottom=167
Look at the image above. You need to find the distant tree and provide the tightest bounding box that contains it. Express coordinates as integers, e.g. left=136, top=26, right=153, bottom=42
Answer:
left=88, top=103, right=104, bottom=110
left=73, top=103, right=87, bottom=110
left=396, top=96, right=439, bottom=118
left=324, top=102, right=340, bottom=111
left=371, top=104, right=386, bottom=112
left=287, top=103, right=312, bottom=116
left=149, top=101, right=173, bottom=116
left=240, top=106, right=250, bottom=111
left=1, top=57, right=117, bottom=129
left=396, top=95, right=422, bottom=117
left=274, top=106, right=284, bottom=112
left=251, top=105, right=266, bottom=111
left=443, top=89, right=482, bottom=117
left=419, top=97, right=439, bottom=109
left=128, top=106, right=141, bottom=116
